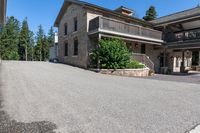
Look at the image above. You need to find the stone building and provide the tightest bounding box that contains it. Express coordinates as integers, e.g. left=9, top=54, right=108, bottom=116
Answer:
left=54, top=0, right=200, bottom=73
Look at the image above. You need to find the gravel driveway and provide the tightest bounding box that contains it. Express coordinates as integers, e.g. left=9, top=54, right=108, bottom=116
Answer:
left=0, top=61, right=200, bottom=133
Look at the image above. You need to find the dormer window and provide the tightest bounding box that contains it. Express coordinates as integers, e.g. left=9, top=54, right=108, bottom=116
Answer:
left=64, top=23, right=68, bottom=35
left=114, top=6, right=134, bottom=16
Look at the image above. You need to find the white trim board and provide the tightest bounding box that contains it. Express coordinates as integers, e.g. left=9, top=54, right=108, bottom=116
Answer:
left=98, top=29, right=164, bottom=43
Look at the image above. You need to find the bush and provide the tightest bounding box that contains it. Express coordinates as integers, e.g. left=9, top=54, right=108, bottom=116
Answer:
left=7, top=51, right=20, bottom=60
left=90, top=39, right=130, bottom=69
left=126, top=60, right=145, bottom=69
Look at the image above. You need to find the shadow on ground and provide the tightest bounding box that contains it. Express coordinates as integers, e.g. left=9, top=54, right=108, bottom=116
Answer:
left=0, top=86, right=57, bottom=133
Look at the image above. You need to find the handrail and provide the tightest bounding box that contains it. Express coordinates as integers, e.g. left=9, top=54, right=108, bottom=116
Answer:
left=165, top=29, right=200, bottom=43
left=132, top=53, right=155, bottom=71
left=89, top=16, right=163, bottom=40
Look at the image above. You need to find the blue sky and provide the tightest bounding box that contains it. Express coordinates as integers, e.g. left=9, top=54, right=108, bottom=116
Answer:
left=7, top=0, right=200, bottom=34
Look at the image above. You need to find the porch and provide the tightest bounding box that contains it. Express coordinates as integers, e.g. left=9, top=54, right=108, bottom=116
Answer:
left=165, top=48, right=200, bottom=73
left=153, top=9, right=200, bottom=73
left=88, top=16, right=164, bottom=72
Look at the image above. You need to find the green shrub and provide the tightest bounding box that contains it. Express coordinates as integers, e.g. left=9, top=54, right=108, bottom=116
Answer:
left=7, top=51, right=20, bottom=60
left=90, top=38, right=130, bottom=69
left=126, top=60, right=145, bottom=69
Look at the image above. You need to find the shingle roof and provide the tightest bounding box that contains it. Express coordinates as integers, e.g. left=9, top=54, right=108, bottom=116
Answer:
left=54, top=0, right=152, bottom=27
left=151, top=6, right=200, bottom=25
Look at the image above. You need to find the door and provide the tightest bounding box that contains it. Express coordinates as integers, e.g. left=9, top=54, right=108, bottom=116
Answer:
left=192, top=51, right=199, bottom=66
left=159, top=53, right=169, bottom=67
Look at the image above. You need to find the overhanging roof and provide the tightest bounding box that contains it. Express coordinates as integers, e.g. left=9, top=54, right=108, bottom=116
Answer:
left=54, top=0, right=152, bottom=27
left=151, top=6, right=200, bottom=27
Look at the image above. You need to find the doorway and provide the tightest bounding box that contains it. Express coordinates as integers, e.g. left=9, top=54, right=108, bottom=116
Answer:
left=159, top=53, right=169, bottom=67
left=141, top=44, right=146, bottom=54
left=192, top=51, right=199, bottom=66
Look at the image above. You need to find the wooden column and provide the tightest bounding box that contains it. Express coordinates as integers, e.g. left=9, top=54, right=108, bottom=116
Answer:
left=199, top=51, right=200, bottom=66
left=163, top=25, right=167, bottom=68
left=163, top=47, right=166, bottom=67
left=97, top=34, right=101, bottom=70
left=180, top=50, right=185, bottom=73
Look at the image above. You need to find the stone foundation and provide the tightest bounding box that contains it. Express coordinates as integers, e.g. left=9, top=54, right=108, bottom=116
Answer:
left=97, top=68, right=150, bottom=77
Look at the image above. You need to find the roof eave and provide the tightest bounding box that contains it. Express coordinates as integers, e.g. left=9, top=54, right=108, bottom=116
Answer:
left=152, top=13, right=200, bottom=27
left=54, top=0, right=154, bottom=27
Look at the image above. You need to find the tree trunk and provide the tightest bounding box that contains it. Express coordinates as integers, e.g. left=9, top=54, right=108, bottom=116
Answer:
left=25, top=45, right=27, bottom=61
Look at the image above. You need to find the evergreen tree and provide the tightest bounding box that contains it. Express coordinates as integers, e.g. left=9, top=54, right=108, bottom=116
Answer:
left=42, top=35, right=49, bottom=61
left=143, top=6, right=157, bottom=21
left=48, top=27, right=54, bottom=45
left=46, top=27, right=54, bottom=60
left=0, top=16, right=20, bottom=60
left=35, top=25, right=44, bottom=61
left=19, top=18, right=29, bottom=61
left=28, top=31, right=35, bottom=61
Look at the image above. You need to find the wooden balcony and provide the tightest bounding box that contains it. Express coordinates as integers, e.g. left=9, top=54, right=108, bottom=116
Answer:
left=165, top=29, right=200, bottom=43
left=89, top=16, right=163, bottom=43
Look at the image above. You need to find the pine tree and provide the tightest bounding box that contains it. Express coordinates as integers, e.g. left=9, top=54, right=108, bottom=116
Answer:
left=19, top=18, right=29, bottom=61
left=0, top=16, right=20, bottom=60
left=143, top=6, right=157, bottom=21
left=42, top=35, right=49, bottom=61
left=35, top=25, right=44, bottom=61
left=28, top=31, right=35, bottom=61
left=48, top=27, right=54, bottom=45
left=47, top=27, right=54, bottom=60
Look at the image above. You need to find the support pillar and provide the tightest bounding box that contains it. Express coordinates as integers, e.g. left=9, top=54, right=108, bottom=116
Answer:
left=180, top=50, right=185, bottom=73
left=199, top=51, right=200, bottom=66
left=97, top=34, right=101, bottom=70
left=163, top=47, right=166, bottom=67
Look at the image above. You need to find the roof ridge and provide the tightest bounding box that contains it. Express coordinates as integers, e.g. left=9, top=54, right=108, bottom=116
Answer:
left=54, top=0, right=152, bottom=27
left=155, top=6, right=200, bottom=20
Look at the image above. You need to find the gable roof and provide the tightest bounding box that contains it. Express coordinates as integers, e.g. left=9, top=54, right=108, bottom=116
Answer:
left=54, top=0, right=152, bottom=27
left=151, top=6, right=200, bottom=26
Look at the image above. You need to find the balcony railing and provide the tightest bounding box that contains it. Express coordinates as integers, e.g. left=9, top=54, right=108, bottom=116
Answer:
left=89, top=16, right=162, bottom=41
left=165, top=29, right=200, bottom=43
left=131, top=53, right=155, bottom=71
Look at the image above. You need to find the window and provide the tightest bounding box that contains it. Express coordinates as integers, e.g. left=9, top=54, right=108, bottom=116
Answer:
left=64, top=42, right=68, bottom=56
left=141, top=44, right=146, bottom=54
left=64, top=23, right=68, bottom=35
left=74, top=38, right=78, bottom=55
left=74, top=17, right=78, bottom=32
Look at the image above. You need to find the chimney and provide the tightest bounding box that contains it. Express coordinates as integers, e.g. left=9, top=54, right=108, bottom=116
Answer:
left=114, top=6, right=134, bottom=16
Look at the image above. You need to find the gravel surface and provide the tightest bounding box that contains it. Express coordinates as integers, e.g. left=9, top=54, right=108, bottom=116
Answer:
left=0, top=61, right=200, bottom=133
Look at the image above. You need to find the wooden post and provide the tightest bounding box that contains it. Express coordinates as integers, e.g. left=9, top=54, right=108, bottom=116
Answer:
left=199, top=51, right=200, bottom=66
left=163, top=25, right=167, bottom=68
left=97, top=34, right=101, bottom=70
left=163, top=47, right=166, bottom=67
left=180, top=50, right=185, bottom=73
